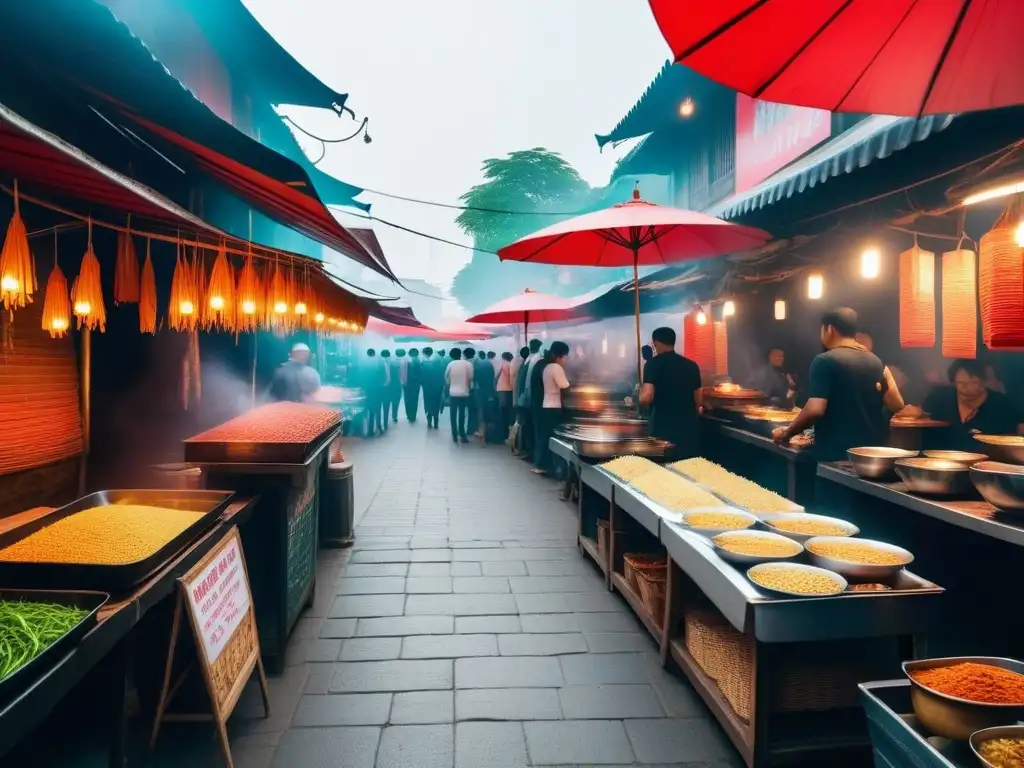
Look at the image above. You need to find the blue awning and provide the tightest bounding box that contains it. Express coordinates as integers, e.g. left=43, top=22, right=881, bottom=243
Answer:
left=708, top=114, right=955, bottom=220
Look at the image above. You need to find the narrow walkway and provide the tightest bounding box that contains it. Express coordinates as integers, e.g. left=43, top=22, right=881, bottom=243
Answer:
left=232, top=420, right=741, bottom=768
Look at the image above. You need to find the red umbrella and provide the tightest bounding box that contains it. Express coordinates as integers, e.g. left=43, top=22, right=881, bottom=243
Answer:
left=497, top=187, right=768, bottom=379
left=466, top=289, right=575, bottom=338
left=648, top=0, right=1024, bottom=117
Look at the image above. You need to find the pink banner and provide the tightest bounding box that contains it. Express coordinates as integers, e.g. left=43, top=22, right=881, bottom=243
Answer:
left=735, top=94, right=830, bottom=193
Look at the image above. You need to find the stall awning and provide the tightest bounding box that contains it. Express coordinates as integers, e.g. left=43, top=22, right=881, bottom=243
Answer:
left=708, top=114, right=956, bottom=220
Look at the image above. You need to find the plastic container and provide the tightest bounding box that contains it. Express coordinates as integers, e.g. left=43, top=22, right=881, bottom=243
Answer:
left=320, top=460, right=355, bottom=549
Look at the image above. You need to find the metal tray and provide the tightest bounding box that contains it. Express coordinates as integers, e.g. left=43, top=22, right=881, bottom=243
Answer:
left=184, top=420, right=340, bottom=465
left=573, top=437, right=673, bottom=460
left=0, top=490, right=234, bottom=591
left=0, top=589, right=108, bottom=704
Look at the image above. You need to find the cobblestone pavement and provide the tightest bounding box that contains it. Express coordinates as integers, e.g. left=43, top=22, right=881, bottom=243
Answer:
left=223, top=419, right=743, bottom=768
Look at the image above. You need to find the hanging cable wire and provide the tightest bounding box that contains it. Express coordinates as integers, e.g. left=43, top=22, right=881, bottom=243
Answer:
left=356, top=186, right=594, bottom=217
left=338, top=208, right=500, bottom=255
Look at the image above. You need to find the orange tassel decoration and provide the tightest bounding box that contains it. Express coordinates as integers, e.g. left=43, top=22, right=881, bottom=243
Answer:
left=0, top=180, right=37, bottom=310
left=168, top=239, right=198, bottom=332
left=71, top=221, right=106, bottom=332
left=235, top=247, right=262, bottom=333
left=204, top=241, right=235, bottom=331
left=267, top=262, right=291, bottom=331
left=41, top=232, right=70, bottom=338
left=139, top=239, right=157, bottom=334
left=113, top=217, right=140, bottom=303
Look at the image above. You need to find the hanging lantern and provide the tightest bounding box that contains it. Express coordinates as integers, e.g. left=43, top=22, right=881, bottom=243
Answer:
left=898, top=243, right=936, bottom=348
left=205, top=242, right=235, bottom=331
left=683, top=308, right=715, bottom=373
left=41, top=234, right=70, bottom=339
left=713, top=320, right=729, bottom=376
left=860, top=247, right=881, bottom=279
left=236, top=249, right=262, bottom=333
left=0, top=181, right=37, bottom=310
left=940, top=248, right=977, bottom=359
left=722, top=300, right=735, bottom=317
left=979, top=198, right=1024, bottom=349
left=71, top=224, right=106, bottom=331
left=774, top=299, right=787, bottom=320
left=169, top=240, right=198, bottom=332
left=267, top=262, right=290, bottom=330
left=807, top=272, right=824, bottom=300
left=139, top=239, right=157, bottom=334
left=113, top=219, right=140, bottom=303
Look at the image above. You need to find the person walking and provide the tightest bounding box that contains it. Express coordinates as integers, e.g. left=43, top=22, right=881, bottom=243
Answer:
left=404, top=348, right=422, bottom=423
left=362, top=348, right=388, bottom=437
left=420, top=347, right=443, bottom=428
left=445, top=347, right=473, bottom=443
left=463, top=348, right=480, bottom=437
left=511, top=346, right=529, bottom=455
left=515, top=339, right=544, bottom=458
left=389, top=349, right=406, bottom=423
left=379, top=350, right=394, bottom=432
left=496, top=351, right=514, bottom=440
left=531, top=341, right=570, bottom=474
left=474, top=348, right=497, bottom=441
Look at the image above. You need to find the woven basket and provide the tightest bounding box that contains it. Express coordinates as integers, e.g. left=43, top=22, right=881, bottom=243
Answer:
left=685, top=610, right=753, bottom=721
left=623, top=553, right=663, bottom=592
left=596, top=519, right=610, bottom=558
left=635, top=563, right=667, bottom=622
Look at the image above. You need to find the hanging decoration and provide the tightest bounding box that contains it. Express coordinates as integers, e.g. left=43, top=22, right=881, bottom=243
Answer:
left=979, top=197, right=1024, bottom=350
left=168, top=238, right=198, bottom=332
left=71, top=221, right=106, bottom=331
left=267, top=261, right=291, bottom=332
left=139, top=239, right=157, bottom=334
left=941, top=246, right=978, bottom=359
left=235, top=247, right=262, bottom=333
left=0, top=180, right=37, bottom=310
left=713, top=320, right=729, bottom=377
left=113, top=218, right=140, bottom=303
left=41, top=231, right=70, bottom=338
left=683, top=307, right=715, bottom=373
left=205, top=241, right=235, bottom=331
left=898, top=241, right=936, bottom=348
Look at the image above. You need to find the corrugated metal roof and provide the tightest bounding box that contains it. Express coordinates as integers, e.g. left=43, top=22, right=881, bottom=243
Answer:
left=709, top=114, right=955, bottom=219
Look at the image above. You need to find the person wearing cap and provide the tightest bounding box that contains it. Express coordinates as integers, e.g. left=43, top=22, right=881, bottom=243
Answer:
left=405, top=348, right=422, bottom=423
left=270, top=342, right=321, bottom=403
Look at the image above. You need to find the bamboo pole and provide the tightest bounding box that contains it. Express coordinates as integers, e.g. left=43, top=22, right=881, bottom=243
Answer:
left=78, top=326, right=92, bottom=495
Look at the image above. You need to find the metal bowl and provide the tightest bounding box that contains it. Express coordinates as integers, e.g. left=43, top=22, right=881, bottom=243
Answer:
left=746, top=562, right=847, bottom=598
left=847, top=447, right=919, bottom=479
left=760, top=512, right=859, bottom=544
left=711, top=530, right=803, bottom=565
left=923, top=450, right=989, bottom=466
left=974, top=434, right=1024, bottom=466
left=970, top=461, right=1024, bottom=513
left=895, top=457, right=974, bottom=496
left=903, top=657, right=1024, bottom=741
left=804, top=536, right=913, bottom=582
left=970, top=724, right=1024, bottom=767
left=680, top=507, right=758, bottom=537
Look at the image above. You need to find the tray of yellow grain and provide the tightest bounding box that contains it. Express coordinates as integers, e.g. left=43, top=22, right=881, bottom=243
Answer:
left=0, top=490, right=234, bottom=590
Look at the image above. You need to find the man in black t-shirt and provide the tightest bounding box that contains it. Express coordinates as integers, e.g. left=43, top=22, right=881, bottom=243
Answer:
left=774, top=308, right=908, bottom=461
left=638, top=327, right=703, bottom=460
left=922, top=359, right=1024, bottom=452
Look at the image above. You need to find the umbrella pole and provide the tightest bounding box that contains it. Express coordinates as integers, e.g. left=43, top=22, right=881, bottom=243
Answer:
left=633, top=250, right=642, bottom=386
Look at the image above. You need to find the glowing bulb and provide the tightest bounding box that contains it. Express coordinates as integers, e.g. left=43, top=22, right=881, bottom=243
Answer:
left=601, top=336, right=608, bottom=355
left=1016, top=221, right=1024, bottom=248
left=774, top=299, right=786, bottom=320
left=74, top=301, right=91, bottom=316
left=1, top=275, right=18, bottom=292
left=273, top=301, right=287, bottom=314
left=315, top=312, right=325, bottom=324
left=210, top=295, right=225, bottom=310
left=860, top=247, right=881, bottom=279
left=241, top=300, right=256, bottom=315
left=963, top=180, right=1024, bottom=206
left=51, top=317, right=67, bottom=331
left=696, top=310, right=708, bottom=326
left=294, top=302, right=307, bottom=315
left=723, top=300, right=735, bottom=317
left=679, top=98, right=695, bottom=117
left=179, top=300, right=195, bottom=315
left=807, top=273, right=824, bottom=300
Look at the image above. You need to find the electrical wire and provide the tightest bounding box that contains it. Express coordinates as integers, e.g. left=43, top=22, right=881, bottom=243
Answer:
left=357, top=186, right=593, bottom=217
left=339, top=208, right=501, bottom=256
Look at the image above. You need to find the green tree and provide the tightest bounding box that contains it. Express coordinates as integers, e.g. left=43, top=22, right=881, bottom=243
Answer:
left=452, top=148, right=598, bottom=313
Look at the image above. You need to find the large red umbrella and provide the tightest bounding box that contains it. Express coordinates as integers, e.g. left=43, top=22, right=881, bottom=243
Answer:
left=648, top=0, right=1024, bottom=117
left=497, top=187, right=768, bottom=380
left=466, top=289, right=575, bottom=339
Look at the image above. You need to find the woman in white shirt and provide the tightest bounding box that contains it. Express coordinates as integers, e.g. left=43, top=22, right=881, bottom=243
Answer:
left=444, top=348, right=474, bottom=443
left=532, top=341, right=571, bottom=475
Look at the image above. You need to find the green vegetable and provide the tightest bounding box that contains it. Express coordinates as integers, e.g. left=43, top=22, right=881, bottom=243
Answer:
left=0, top=600, right=88, bottom=681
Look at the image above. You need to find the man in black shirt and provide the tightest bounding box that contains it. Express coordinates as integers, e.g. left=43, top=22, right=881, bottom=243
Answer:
left=922, top=358, right=1024, bottom=452
left=774, top=308, right=908, bottom=461
left=750, top=348, right=795, bottom=406
left=638, top=327, right=703, bottom=460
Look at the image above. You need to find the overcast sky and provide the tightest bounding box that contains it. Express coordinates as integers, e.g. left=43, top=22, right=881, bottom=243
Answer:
left=243, top=0, right=668, bottom=292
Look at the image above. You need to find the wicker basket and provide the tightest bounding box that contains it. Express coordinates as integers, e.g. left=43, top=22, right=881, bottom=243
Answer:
left=635, top=563, right=667, bottom=622
left=596, top=519, right=610, bottom=558
left=685, top=609, right=754, bottom=721
left=622, top=553, right=664, bottom=592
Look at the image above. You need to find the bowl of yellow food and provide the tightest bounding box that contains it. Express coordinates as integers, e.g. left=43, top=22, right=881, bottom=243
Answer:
left=804, top=536, right=913, bottom=582
left=711, top=530, right=802, bottom=565
left=746, top=562, right=847, bottom=598
left=680, top=507, right=758, bottom=537
left=760, top=513, right=859, bottom=544
left=971, top=725, right=1024, bottom=767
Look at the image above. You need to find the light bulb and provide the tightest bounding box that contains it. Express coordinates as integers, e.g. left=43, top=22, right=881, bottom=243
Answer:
left=679, top=98, right=695, bottom=117
left=314, top=312, right=325, bottom=324
left=860, top=247, right=881, bottom=279
left=723, top=300, right=735, bottom=317
left=273, top=301, right=287, bottom=314
left=294, top=302, right=307, bottom=315
left=241, top=299, right=256, bottom=315
left=807, top=273, right=824, bottom=300
left=179, top=300, right=195, bottom=315
left=696, top=310, right=708, bottom=326
left=51, top=317, right=67, bottom=331
left=328, top=318, right=337, bottom=325
left=1, top=275, right=18, bottom=292
left=74, top=301, right=91, bottom=316
left=774, top=299, right=786, bottom=320
left=210, top=295, right=225, bottom=310
left=1016, top=221, right=1024, bottom=248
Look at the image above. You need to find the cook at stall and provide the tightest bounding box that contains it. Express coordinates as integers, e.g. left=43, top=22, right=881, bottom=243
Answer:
left=920, top=358, right=1024, bottom=452
left=637, top=326, right=703, bottom=460
left=269, top=343, right=322, bottom=403
left=749, top=347, right=795, bottom=406
left=773, top=308, right=909, bottom=460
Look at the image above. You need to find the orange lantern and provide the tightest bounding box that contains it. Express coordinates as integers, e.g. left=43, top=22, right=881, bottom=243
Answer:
left=898, top=243, right=935, bottom=348
left=139, top=239, right=157, bottom=334
left=713, top=320, right=729, bottom=376
left=683, top=308, right=715, bottom=373
left=979, top=201, right=1024, bottom=350
left=940, top=248, right=977, bottom=358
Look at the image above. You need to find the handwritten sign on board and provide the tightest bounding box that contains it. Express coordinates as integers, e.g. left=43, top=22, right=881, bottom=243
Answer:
left=185, top=533, right=251, bottom=665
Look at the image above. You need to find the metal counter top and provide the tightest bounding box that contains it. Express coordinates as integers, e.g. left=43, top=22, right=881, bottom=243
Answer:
left=702, top=416, right=815, bottom=462
left=818, top=462, right=1024, bottom=548
left=549, top=438, right=579, bottom=468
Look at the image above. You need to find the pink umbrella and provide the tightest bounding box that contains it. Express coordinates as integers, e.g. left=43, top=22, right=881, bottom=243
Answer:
left=497, top=186, right=769, bottom=379
left=366, top=317, right=437, bottom=337
left=396, top=320, right=494, bottom=342
left=466, top=289, right=575, bottom=339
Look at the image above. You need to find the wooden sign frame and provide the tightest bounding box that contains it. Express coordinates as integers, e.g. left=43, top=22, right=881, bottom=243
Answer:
left=149, top=526, right=269, bottom=768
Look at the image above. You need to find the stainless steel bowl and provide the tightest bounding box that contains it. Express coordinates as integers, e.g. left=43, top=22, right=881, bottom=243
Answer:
left=903, top=657, right=1024, bottom=741
left=974, top=434, right=1024, bottom=465
left=923, top=450, right=989, bottom=466
left=970, top=461, right=1024, bottom=513
left=760, top=512, right=859, bottom=544
left=895, top=457, right=974, bottom=495
left=680, top=507, right=758, bottom=537
left=971, top=724, right=1024, bottom=767
left=847, top=447, right=919, bottom=479
left=746, top=562, right=847, bottom=598
left=711, top=530, right=803, bottom=565
left=804, top=536, right=913, bottom=582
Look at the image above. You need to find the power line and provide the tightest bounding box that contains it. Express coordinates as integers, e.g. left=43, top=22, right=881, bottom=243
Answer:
left=339, top=208, right=501, bottom=256
left=357, top=186, right=593, bottom=217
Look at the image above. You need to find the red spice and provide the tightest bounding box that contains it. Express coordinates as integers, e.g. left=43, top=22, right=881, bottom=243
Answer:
left=911, top=662, right=1024, bottom=704
left=188, top=402, right=340, bottom=444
